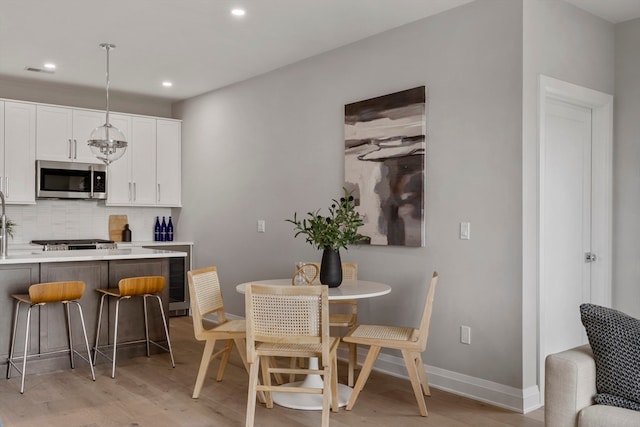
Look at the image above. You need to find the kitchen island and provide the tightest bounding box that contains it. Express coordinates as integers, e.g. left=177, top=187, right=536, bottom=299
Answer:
left=0, top=247, right=187, bottom=374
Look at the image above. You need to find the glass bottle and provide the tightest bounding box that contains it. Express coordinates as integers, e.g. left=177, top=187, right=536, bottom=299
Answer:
left=154, top=216, right=161, bottom=241
left=160, top=216, right=167, bottom=241
left=122, top=224, right=132, bottom=242
left=167, top=216, right=174, bottom=242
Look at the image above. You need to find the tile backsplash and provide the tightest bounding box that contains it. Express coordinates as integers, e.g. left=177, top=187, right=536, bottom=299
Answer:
left=5, top=200, right=172, bottom=244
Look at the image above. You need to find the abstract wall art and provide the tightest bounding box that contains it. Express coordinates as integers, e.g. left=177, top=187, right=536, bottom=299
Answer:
left=344, top=86, right=426, bottom=247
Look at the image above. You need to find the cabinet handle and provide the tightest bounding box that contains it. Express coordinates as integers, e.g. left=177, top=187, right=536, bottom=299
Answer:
left=68, top=139, right=73, bottom=159
left=128, top=182, right=132, bottom=201
left=157, top=184, right=161, bottom=202
left=73, top=139, right=77, bottom=159
left=5, top=177, right=9, bottom=198
left=0, top=176, right=3, bottom=194
left=133, top=182, right=137, bottom=201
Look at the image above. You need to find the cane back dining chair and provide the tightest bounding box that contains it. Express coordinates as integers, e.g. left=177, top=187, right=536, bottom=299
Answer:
left=93, top=276, right=175, bottom=378
left=245, top=283, right=339, bottom=427
left=342, top=271, right=439, bottom=417
left=187, top=266, right=250, bottom=398
left=297, top=262, right=359, bottom=385
left=7, top=281, right=95, bottom=393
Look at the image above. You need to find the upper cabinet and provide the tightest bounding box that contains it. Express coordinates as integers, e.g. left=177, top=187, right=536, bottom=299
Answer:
left=3, top=99, right=181, bottom=207
left=156, top=120, right=181, bottom=207
left=1, top=101, right=36, bottom=204
left=106, top=117, right=181, bottom=207
left=36, top=105, right=106, bottom=163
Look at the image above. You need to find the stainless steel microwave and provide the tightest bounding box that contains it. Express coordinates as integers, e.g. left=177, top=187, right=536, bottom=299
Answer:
left=36, top=160, right=107, bottom=199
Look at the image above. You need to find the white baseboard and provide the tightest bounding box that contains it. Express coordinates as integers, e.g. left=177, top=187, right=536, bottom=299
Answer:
left=336, top=346, right=543, bottom=414
left=214, top=314, right=543, bottom=413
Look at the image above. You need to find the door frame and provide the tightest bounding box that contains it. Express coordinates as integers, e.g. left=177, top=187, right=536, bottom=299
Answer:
left=537, top=75, right=613, bottom=396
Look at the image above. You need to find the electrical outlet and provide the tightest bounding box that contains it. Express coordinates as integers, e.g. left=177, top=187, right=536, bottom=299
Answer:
left=461, top=325, right=471, bottom=344
left=257, top=220, right=266, bottom=233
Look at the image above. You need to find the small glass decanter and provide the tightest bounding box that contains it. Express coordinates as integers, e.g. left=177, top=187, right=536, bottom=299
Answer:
left=293, top=261, right=307, bottom=286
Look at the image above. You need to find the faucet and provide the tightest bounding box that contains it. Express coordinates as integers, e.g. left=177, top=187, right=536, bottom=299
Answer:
left=0, top=191, right=6, bottom=259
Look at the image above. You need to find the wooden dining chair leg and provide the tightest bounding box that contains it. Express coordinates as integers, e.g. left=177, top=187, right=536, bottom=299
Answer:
left=260, top=356, right=274, bottom=408
left=402, top=350, right=428, bottom=417
left=246, top=361, right=260, bottom=427
left=346, top=345, right=381, bottom=410
left=233, top=338, right=266, bottom=404
left=415, top=352, right=430, bottom=396
left=348, top=342, right=357, bottom=387
left=234, top=338, right=249, bottom=372
left=322, top=366, right=331, bottom=427
left=331, top=353, right=339, bottom=412
left=216, top=340, right=234, bottom=381
left=268, top=357, right=284, bottom=385
left=288, top=357, right=297, bottom=383
left=192, top=339, right=216, bottom=398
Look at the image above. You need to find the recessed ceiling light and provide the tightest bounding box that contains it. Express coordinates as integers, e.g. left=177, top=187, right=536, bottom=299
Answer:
left=162, top=81, right=173, bottom=88
left=231, top=8, right=246, bottom=16
left=43, top=63, right=56, bottom=69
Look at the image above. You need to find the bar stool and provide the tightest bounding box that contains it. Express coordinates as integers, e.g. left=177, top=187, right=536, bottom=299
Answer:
left=6, top=281, right=95, bottom=394
left=93, top=276, right=175, bottom=378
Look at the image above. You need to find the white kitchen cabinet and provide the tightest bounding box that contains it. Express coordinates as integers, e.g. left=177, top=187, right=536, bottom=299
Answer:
left=156, top=119, right=181, bottom=207
left=2, top=101, right=36, bottom=204
left=36, top=105, right=106, bottom=163
left=107, top=116, right=156, bottom=206
left=108, top=117, right=181, bottom=207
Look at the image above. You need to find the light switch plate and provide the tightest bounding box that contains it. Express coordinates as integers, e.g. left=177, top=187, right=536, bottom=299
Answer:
left=257, top=220, right=266, bottom=233
left=460, top=222, right=470, bottom=240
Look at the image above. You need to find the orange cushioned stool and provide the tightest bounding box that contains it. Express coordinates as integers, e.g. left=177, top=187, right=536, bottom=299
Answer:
left=6, top=281, right=96, bottom=394
left=93, top=276, right=175, bottom=378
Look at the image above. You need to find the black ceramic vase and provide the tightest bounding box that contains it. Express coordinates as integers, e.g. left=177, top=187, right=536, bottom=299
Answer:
left=320, top=248, right=342, bottom=288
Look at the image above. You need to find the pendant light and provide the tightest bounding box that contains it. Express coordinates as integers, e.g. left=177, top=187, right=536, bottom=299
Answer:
left=88, top=43, right=127, bottom=165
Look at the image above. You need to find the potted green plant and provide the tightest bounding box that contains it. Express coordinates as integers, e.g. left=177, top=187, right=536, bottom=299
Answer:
left=2, top=218, right=15, bottom=239
left=286, top=188, right=367, bottom=287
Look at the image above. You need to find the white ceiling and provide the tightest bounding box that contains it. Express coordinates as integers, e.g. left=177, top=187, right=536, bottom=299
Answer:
left=0, top=0, right=638, bottom=102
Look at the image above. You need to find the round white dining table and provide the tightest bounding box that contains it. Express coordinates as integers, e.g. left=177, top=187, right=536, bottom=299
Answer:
left=236, top=278, right=391, bottom=411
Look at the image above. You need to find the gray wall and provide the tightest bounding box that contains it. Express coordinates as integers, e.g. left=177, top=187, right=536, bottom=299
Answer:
left=614, top=18, right=640, bottom=317
left=0, top=76, right=173, bottom=117
left=522, top=0, right=615, bottom=395
left=174, top=0, right=524, bottom=389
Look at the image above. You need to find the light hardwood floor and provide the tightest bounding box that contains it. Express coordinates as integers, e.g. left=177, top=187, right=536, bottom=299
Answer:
left=0, top=316, right=544, bottom=426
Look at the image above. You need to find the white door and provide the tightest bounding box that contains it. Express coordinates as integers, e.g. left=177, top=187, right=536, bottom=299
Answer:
left=537, top=76, right=613, bottom=399
left=541, top=98, right=592, bottom=358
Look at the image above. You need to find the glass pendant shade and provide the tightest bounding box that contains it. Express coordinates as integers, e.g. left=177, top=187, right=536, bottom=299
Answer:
left=89, top=43, right=127, bottom=165
left=88, top=123, right=127, bottom=165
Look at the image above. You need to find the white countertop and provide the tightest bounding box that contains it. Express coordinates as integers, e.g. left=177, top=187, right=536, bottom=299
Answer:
left=116, top=241, right=194, bottom=248
left=0, top=247, right=187, bottom=265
